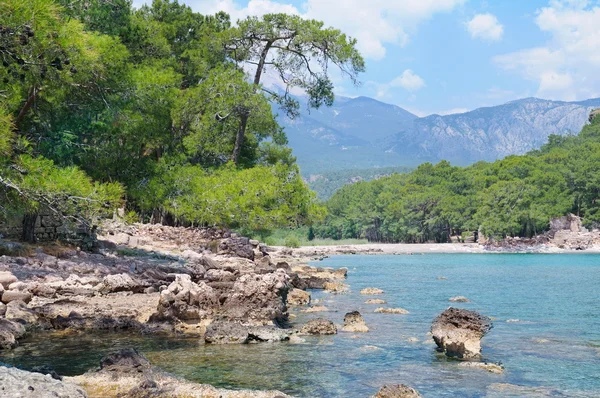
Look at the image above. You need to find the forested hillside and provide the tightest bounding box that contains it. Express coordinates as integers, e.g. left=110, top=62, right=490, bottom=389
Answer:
left=0, top=0, right=364, bottom=240
left=314, top=115, right=600, bottom=243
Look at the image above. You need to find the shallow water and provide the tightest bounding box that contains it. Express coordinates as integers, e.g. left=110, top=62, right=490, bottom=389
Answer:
left=2, top=254, right=600, bottom=397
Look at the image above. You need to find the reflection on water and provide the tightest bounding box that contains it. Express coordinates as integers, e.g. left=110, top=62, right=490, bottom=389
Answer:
left=1, top=254, right=600, bottom=397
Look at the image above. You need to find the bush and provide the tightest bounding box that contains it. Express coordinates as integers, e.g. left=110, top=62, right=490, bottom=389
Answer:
left=284, top=235, right=300, bottom=248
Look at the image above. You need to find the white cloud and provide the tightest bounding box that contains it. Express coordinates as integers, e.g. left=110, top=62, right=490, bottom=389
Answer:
left=390, top=70, right=427, bottom=92
left=438, top=107, right=469, bottom=115
left=144, top=0, right=467, bottom=60
left=466, top=13, right=504, bottom=41
left=493, top=0, right=600, bottom=100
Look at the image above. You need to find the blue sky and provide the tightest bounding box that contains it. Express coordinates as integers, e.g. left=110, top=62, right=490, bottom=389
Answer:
left=134, top=0, right=600, bottom=116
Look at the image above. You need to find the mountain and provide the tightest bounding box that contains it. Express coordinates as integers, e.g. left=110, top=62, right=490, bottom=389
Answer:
left=278, top=96, right=600, bottom=175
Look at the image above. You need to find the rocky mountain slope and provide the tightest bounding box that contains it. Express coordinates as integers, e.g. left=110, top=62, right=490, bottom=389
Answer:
left=279, top=96, right=600, bottom=174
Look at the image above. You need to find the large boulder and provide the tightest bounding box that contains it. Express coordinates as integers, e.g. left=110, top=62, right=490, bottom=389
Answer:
left=154, top=274, right=218, bottom=321
left=299, top=318, right=337, bottom=335
left=5, top=300, right=39, bottom=325
left=2, top=290, right=32, bottom=304
left=372, top=384, right=422, bottom=398
left=431, top=307, right=492, bottom=358
left=0, top=366, right=87, bottom=397
left=220, top=269, right=290, bottom=325
left=342, top=311, right=369, bottom=333
left=0, top=271, right=18, bottom=289
left=204, top=321, right=290, bottom=344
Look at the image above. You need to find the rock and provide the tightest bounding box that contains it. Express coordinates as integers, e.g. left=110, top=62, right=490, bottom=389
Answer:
left=204, top=269, right=236, bottom=282
left=219, top=237, right=255, bottom=260
left=8, top=281, right=27, bottom=291
left=360, top=287, right=384, bottom=295
left=449, top=296, right=470, bottom=303
left=204, top=321, right=289, bottom=344
left=299, top=318, right=337, bottom=335
left=372, top=384, right=422, bottom=398
left=219, top=269, right=290, bottom=325
left=365, top=299, right=386, bottom=304
left=375, top=307, right=409, bottom=314
left=287, top=288, right=311, bottom=306
left=5, top=300, right=38, bottom=324
left=30, top=365, right=62, bottom=381
left=154, top=274, right=218, bottom=321
left=431, top=307, right=492, bottom=359
left=0, top=318, right=26, bottom=349
left=0, top=366, right=87, bottom=397
left=2, top=290, right=32, bottom=304
left=300, top=305, right=329, bottom=313
left=0, top=240, right=27, bottom=256
left=99, top=348, right=151, bottom=374
left=458, top=361, right=504, bottom=374
left=323, top=281, right=349, bottom=293
left=342, top=311, right=369, bottom=332
left=0, top=303, right=5, bottom=316
left=98, top=273, right=146, bottom=294
left=0, top=271, right=18, bottom=289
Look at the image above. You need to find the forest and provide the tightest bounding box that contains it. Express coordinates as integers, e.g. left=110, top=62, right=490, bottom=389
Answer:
left=0, top=0, right=364, bottom=240
left=313, top=116, right=600, bottom=243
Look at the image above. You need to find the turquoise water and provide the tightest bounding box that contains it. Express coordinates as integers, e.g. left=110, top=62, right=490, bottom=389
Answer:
left=2, top=254, right=600, bottom=397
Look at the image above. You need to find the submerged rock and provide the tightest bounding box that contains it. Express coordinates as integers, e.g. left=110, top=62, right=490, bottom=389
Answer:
left=372, top=384, right=422, bottom=398
left=0, top=366, right=87, bottom=397
left=365, top=299, right=386, bottom=304
left=458, top=361, right=504, bottom=374
left=449, top=296, right=470, bottom=303
left=300, top=305, right=329, bottom=313
left=0, top=318, right=26, bottom=349
left=431, top=307, right=492, bottom=358
left=375, top=307, right=409, bottom=314
left=99, top=348, right=151, bottom=374
left=342, top=311, right=369, bottom=333
left=360, top=287, right=384, bottom=295
left=299, top=318, right=337, bottom=335
left=323, top=281, right=349, bottom=293
left=204, top=321, right=289, bottom=344
left=287, top=288, right=311, bottom=306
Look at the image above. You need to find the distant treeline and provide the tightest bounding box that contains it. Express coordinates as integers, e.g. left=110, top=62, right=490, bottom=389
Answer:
left=313, top=116, right=600, bottom=243
left=306, top=166, right=413, bottom=201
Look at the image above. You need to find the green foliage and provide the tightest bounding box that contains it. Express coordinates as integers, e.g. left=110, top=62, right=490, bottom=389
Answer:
left=315, top=118, right=600, bottom=242
left=284, top=235, right=300, bottom=248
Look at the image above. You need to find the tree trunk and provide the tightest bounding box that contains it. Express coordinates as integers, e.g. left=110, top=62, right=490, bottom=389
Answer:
left=22, top=213, right=38, bottom=243
left=232, top=113, right=249, bottom=164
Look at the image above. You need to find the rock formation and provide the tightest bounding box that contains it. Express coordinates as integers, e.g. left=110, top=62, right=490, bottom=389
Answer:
left=299, top=318, right=337, bottom=335
left=360, top=287, right=384, bottom=295
left=342, top=311, right=369, bottom=332
left=0, top=366, right=87, bottom=397
left=431, top=307, right=492, bottom=358
left=372, top=384, right=422, bottom=398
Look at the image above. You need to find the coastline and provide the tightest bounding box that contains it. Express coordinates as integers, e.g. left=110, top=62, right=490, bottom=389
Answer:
left=283, top=242, right=600, bottom=258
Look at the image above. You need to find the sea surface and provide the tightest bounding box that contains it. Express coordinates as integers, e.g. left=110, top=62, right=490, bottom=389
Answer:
left=2, top=254, right=600, bottom=397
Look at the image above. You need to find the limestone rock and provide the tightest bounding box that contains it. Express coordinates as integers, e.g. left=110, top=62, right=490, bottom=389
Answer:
left=375, top=307, right=409, bottom=314
left=98, top=273, right=145, bottom=294
left=360, top=287, right=384, bottom=295
left=2, top=290, right=32, bottom=304
left=287, top=288, right=311, bottom=306
left=431, top=307, right=492, bottom=358
left=219, top=237, right=255, bottom=260
left=372, top=384, right=422, bottom=398
left=300, top=305, right=329, bottom=313
left=323, top=281, right=349, bottom=293
left=220, top=269, right=290, bottom=325
left=0, top=366, right=87, bottom=397
left=5, top=300, right=38, bottom=324
left=299, top=318, right=337, bottom=335
left=0, top=271, right=18, bottom=289
left=0, top=318, right=26, bottom=349
left=342, top=311, right=369, bottom=333
left=154, top=274, right=218, bottom=321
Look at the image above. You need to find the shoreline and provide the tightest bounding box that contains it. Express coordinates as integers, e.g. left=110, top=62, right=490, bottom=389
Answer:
left=284, top=242, right=600, bottom=257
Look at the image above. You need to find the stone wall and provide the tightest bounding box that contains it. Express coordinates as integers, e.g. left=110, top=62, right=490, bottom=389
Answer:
left=0, top=208, right=95, bottom=248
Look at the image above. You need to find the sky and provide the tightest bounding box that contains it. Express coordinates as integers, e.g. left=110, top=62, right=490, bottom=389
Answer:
left=133, top=0, right=600, bottom=116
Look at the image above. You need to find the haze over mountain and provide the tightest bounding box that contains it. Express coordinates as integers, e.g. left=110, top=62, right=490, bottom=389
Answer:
left=279, top=96, right=600, bottom=175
